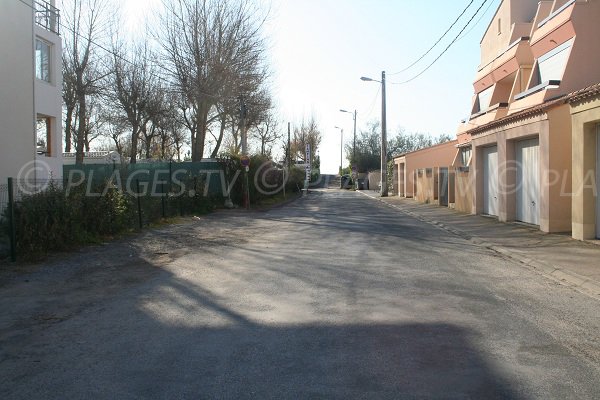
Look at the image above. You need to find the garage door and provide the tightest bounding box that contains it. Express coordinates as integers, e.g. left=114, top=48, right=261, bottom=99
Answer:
left=596, top=125, right=600, bottom=238
left=483, top=146, right=499, bottom=216
left=516, top=138, right=540, bottom=225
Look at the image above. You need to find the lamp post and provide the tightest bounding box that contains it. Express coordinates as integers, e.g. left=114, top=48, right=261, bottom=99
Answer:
left=334, top=126, right=343, bottom=175
left=360, top=71, right=388, bottom=197
left=339, top=109, right=357, bottom=166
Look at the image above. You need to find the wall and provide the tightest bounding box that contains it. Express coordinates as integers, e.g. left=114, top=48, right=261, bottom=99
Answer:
left=367, top=170, right=381, bottom=191
left=570, top=96, right=600, bottom=240
left=415, top=167, right=443, bottom=205
left=0, top=0, right=35, bottom=182
left=454, top=169, right=474, bottom=213
left=471, top=105, right=572, bottom=233
left=34, top=2, right=63, bottom=180
left=543, top=105, right=572, bottom=232
left=479, top=0, right=538, bottom=69
left=393, top=141, right=458, bottom=198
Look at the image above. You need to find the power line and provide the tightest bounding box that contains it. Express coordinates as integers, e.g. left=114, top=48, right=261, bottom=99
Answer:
left=456, top=0, right=496, bottom=42
left=363, top=85, right=381, bottom=121
left=390, top=0, right=491, bottom=86
left=389, top=0, right=474, bottom=76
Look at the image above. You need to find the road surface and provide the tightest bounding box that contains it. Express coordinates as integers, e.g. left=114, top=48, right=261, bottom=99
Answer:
left=1, top=189, right=599, bottom=399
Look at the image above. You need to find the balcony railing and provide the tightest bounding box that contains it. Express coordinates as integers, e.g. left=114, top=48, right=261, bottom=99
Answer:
left=34, top=0, right=60, bottom=35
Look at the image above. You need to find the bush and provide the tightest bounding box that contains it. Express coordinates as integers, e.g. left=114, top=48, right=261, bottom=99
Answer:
left=4, top=182, right=135, bottom=256
left=3, top=177, right=221, bottom=259
left=221, top=155, right=304, bottom=206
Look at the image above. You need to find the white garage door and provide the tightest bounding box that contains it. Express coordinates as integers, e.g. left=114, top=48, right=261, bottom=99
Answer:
left=516, top=138, right=540, bottom=225
left=596, top=125, right=600, bottom=238
left=483, top=146, right=499, bottom=216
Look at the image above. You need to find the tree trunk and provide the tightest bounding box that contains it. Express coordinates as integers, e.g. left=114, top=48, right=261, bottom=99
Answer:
left=144, top=131, right=152, bottom=160
left=64, top=106, right=74, bottom=152
left=192, top=103, right=209, bottom=161
left=210, top=114, right=226, bottom=158
left=75, top=90, right=86, bottom=165
left=129, top=124, right=139, bottom=164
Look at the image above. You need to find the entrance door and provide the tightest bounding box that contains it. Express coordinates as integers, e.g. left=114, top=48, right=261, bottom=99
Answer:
left=439, top=168, right=449, bottom=206
left=596, top=125, right=600, bottom=238
left=516, top=138, right=540, bottom=225
left=483, top=146, right=499, bottom=216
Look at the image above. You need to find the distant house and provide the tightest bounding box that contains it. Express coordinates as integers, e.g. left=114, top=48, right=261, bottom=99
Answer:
left=62, top=151, right=122, bottom=165
left=0, top=0, right=63, bottom=182
left=393, top=141, right=458, bottom=203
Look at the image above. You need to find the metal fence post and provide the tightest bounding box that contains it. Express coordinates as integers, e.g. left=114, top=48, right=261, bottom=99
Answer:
left=136, top=179, right=143, bottom=229
left=7, top=178, right=16, bottom=262
left=161, top=183, right=166, bottom=218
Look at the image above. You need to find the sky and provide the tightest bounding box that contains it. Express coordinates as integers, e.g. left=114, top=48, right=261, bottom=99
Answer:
left=263, top=0, right=501, bottom=173
left=68, top=0, right=502, bottom=174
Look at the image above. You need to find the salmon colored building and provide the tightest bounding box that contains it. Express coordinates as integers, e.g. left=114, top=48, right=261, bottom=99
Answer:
left=453, top=0, right=600, bottom=239
left=393, top=140, right=458, bottom=204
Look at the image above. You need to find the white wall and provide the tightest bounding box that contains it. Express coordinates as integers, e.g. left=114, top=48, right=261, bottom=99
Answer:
left=34, top=17, right=63, bottom=179
left=0, top=0, right=63, bottom=182
left=0, top=0, right=36, bottom=182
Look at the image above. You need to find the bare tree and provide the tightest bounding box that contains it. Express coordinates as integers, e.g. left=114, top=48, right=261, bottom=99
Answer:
left=109, top=36, right=163, bottom=163
left=62, top=0, right=109, bottom=164
left=251, top=110, right=281, bottom=156
left=158, top=0, right=270, bottom=161
left=292, top=116, right=322, bottom=164
left=62, top=61, right=77, bottom=152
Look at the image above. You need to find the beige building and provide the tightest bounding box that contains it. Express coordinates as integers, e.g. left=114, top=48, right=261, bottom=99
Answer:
left=0, top=0, right=63, bottom=183
left=569, top=85, right=600, bottom=240
left=393, top=141, right=458, bottom=202
left=454, top=0, right=600, bottom=239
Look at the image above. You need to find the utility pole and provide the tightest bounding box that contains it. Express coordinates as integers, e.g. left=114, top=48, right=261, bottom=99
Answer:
left=334, top=126, right=343, bottom=175
left=287, top=122, right=291, bottom=170
left=340, top=128, right=343, bottom=174
left=340, top=109, right=357, bottom=171
left=353, top=110, right=357, bottom=166
left=381, top=71, right=388, bottom=197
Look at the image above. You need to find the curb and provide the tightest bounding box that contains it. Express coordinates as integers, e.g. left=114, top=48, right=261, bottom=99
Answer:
left=358, top=190, right=600, bottom=299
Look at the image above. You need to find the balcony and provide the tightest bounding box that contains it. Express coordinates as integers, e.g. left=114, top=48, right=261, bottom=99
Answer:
left=34, top=0, right=60, bottom=35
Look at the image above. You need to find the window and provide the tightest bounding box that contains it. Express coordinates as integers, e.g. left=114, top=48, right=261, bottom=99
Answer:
left=35, top=39, right=51, bottom=82
left=36, top=117, right=52, bottom=156
left=474, top=85, right=494, bottom=114
left=534, top=39, right=573, bottom=85
left=460, top=147, right=472, bottom=167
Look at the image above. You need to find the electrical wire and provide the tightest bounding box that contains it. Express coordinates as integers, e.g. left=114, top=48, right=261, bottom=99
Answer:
left=389, top=0, right=475, bottom=76
left=456, top=0, right=497, bottom=42
left=363, top=85, right=381, bottom=121
left=390, top=0, right=491, bottom=86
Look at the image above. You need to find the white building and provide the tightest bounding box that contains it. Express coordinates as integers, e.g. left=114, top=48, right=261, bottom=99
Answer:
left=0, top=0, right=63, bottom=183
left=62, top=151, right=122, bottom=165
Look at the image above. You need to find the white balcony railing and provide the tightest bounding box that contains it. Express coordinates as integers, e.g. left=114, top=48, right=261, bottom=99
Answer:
left=34, top=0, right=60, bottom=35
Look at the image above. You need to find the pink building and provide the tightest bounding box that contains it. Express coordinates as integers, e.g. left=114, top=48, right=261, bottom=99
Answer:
left=393, top=140, right=458, bottom=205
left=453, top=0, right=600, bottom=239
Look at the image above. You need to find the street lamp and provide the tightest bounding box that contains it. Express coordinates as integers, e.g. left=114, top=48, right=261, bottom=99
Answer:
left=339, top=109, right=357, bottom=168
left=334, top=126, right=343, bottom=175
left=360, top=71, right=388, bottom=197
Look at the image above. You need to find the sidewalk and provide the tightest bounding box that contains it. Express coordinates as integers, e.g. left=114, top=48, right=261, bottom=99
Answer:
left=359, top=190, right=600, bottom=299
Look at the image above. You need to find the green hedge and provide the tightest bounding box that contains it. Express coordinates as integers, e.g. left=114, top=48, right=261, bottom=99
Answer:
left=2, top=156, right=303, bottom=259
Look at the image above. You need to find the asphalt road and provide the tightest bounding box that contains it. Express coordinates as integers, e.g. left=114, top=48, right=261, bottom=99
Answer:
left=1, top=189, right=599, bottom=399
